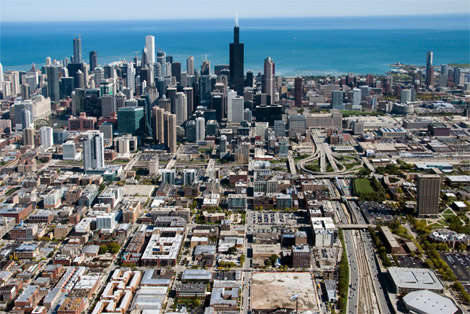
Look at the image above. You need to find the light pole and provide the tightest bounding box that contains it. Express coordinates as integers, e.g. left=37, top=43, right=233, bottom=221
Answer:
left=290, top=294, right=299, bottom=314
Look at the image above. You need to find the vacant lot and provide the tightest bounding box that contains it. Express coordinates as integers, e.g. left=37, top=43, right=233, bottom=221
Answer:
left=251, top=272, right=319, bottom=311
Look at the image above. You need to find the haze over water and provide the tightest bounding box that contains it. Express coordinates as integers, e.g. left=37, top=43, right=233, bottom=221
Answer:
left=1, top=14, right=469, bottom=75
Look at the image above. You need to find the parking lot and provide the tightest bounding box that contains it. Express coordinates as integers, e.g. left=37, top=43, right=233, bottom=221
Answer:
left=251, top=212, right=299, bottom=225
left=359, top=201, right=395, bottom=224
left=441, top=253, right=470, bottom=282
left=398, top=255, right=424, bottom=268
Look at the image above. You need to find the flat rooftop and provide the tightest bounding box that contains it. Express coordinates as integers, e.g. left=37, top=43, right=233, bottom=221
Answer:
left=388, top=267, right=444, bottom=291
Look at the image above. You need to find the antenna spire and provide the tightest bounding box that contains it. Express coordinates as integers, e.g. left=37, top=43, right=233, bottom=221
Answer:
left=235, top=11, right=239, bottom=27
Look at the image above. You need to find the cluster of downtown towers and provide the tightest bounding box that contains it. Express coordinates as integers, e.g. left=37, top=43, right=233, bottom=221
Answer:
left=43, top=22, right=278, bottom=158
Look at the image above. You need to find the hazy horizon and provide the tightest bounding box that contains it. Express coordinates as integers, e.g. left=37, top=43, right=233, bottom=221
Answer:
left=1, top=0, right=469, bottom=22
left=0, top=13, right=468, bottom=24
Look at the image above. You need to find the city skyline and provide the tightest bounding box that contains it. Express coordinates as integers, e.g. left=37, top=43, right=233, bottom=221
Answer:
left=1, top=0, right=469, bottom=22
left=0, top=1, right=469, bottom=313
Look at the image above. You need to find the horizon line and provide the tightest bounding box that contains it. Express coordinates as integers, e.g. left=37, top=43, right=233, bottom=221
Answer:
left=1, top=12, right=468, bottom=23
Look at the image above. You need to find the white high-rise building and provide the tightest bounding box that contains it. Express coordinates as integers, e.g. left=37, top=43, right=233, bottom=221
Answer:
left=226, top=89, right=237, bottom=122
left=96, top=212, right=118, bottom=233
left=187, top=56, right=194, bottom=75
left=400, top=89, right=412, bottom=104
left=196, top=117, right=205, bottom=142
left=21, top=109, right=32, bottom=130
left=220, top=135, right=227, bottom=158
left=126, top=62, right=135, bottom=94
left=175, top=92, right=187, bottom=126
left=352, top=88, right=361, bottom=107
left=229, top=96, right=244, bottom=124
left=145, top=35, right=155, bottom=64
left=40, top=126, right=53, bottom=147
left=5, top=71, right=20, bottom=96
left=83, top=132, right=105, bottom=171
left=62, top=141, right=79, bottom=160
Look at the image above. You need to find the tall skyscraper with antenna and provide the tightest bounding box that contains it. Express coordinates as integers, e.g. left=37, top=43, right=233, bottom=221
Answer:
left=229, top=12, right=244, bottom=96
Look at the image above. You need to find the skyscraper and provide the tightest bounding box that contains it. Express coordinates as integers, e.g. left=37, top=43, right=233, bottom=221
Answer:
left=185, top=120, right=197, bottom=143
left=187, top=56, right=195, bottom=76
left=219, top=135, right=227, bottom=158
left=40, top=126, right=53, bottom=147
left=46, top=64, right=60, bottom=102
left=126, top=62, right=136, bottom=94
left=175, top=92, right=187, bottom=126
left=154, top=107, right=165, bottom=144
left=426, top=51, right=434, bottom=86
left=196, top=117, right=205, bottom=142
left=417, top=174, right=441, bottom=216
left=400, top=89, right=412, bottom=104
left=101, top=94, right=117, bottom=117
left=0, top=63, right=3, bottom=92
left=145, top=35, right=156, bottom=64
left=263, top=57, right=275, bottom=102
left=227, top=89, right=237, bottom=122
left=165, top=113, right=177, bottom=153
left=89, top=51, right=97, bottom=71
left=331, top=90, right=344, bottom=110
left=352, top=88, right=362, bottom=107
left=228, top=95, right=244, bottom=124
left=23, top=127, right=35, bottom=148
left=171, top=62, right=182, bottom=85
left=22, top=109, right=32, bottom=130
left=294, top=76, right=302, bottom=107
left=229, top=14, right=244, bottom=96
left=201, top=60, right=211, bottom=75
left=117, top=107, right=145, bottom=136
left=73, top=36, right=82, bottom=63
left=83, top=132, right=105, bottom=171
left=183, top=87, right=194, bottom=115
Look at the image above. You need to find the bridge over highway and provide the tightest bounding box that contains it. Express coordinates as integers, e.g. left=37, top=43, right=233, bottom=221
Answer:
left=337, top=224, right=375, bottom=229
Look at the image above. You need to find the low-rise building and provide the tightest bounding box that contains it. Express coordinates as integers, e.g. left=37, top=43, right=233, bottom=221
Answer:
left=388, top=267, right=444, bottom=294
left=140, top=228, right=184, bottom=266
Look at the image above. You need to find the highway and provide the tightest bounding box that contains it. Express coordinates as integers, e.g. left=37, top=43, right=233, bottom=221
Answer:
left=242, top=209, right=254, bottom=313
left=287, top=152, right=297, bottom=175
left=297, top=130, right=363, bottom=176
left=332, top=178, right=394, bottom=314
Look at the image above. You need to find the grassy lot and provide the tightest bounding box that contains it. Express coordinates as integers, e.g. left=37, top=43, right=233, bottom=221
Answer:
left=305, top=159, right=321, bottom=172
left=353, top=178, right=374, bottom=194
left=441, top=208, right=456, bottom=219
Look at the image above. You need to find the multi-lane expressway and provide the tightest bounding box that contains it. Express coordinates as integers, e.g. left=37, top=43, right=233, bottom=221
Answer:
left=334, top=178, right=393, bottom=314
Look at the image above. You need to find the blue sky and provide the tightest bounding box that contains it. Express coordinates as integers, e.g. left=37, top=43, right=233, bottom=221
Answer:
left=1, top=0, right=469, bottom=21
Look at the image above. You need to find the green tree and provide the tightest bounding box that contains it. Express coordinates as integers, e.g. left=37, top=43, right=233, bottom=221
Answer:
left=99, top=245, right=109, bottom=254
left=227, top=246, right=237, bottom=255
left=108, top=242, right=121, bottom=254
left=457, top=243, right=467, bottom=251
